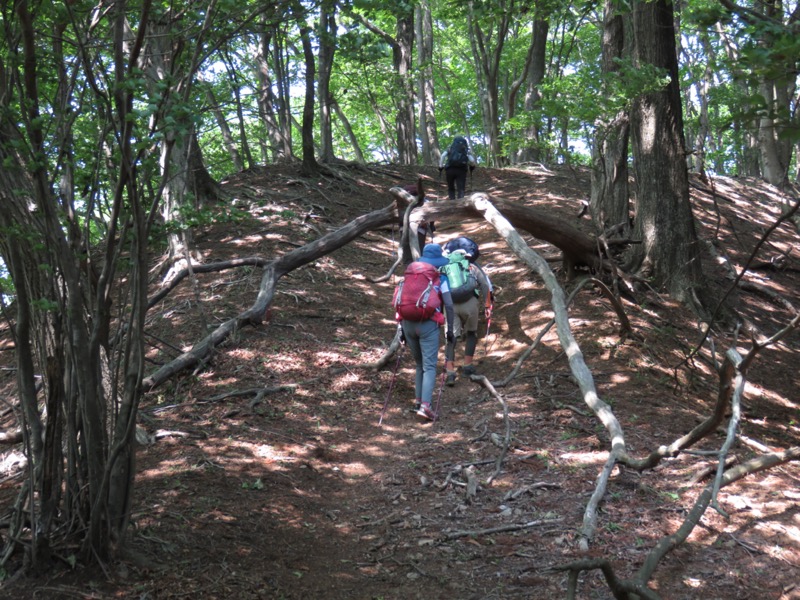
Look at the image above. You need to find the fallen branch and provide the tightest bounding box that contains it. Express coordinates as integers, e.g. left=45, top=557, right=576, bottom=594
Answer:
left=473, top=375, right=511, bottom=485
left=142, top=201, right=403, bottom=391
left=503, top=481, right=562, bottom=501
left=443, top=517, right=562, bottom=541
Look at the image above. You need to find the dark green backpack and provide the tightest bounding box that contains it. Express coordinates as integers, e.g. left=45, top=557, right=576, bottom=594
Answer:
left=445, top=137, right=470, bottom=168
left=440, top=250, right=478, bottom=303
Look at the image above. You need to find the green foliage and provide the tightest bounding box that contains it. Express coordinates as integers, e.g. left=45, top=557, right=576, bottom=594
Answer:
left=163, top=203, right=250, bottom=233
left=0, top=268, right=13, bottom=300
left=31, top=297, right=59, bottom=313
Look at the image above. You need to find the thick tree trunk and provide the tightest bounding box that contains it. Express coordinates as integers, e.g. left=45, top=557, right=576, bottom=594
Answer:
left=394, top=12, right=417, bottom=165
left=627, top=0, right=704, bottom=305
left=516, top=17, right=549, bottom=164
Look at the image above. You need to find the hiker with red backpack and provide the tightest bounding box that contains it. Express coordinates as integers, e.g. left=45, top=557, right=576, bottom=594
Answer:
left=392, top=244, right=455, bottom=421
left=439, top=136, right=477, bottom=199
left=439, top=237, right=493, bottom=385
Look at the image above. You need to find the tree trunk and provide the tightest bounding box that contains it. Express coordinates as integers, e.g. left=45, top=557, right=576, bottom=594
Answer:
left=254, top=29, right=287, bottom=162
left=517, top=18, right=550, bottom=163
left=689, top=31, right=715, bottom=175
left=758, top=79, right=791, bottom=186
left=270, top=26, right=295, bottom=159
left=204, top=84, right=244, bottom=171
left=332, top=98, right=366, bottom=164
left=189, top=133, right=225, bottom=204
left=222, top=54, right=255, bottom=169
left=343, top=6, right=416, bottom=164
left=318, top=0, right=337, bottom=163
left=468, top=1, right=511, bottom=166
left=590, top=0, right=630, bottom=235
left=296, top=12, right=320, bottom=177
left=416, top=1, right=439, bottom=165
left=515, top=17, right=549, bottom=164
left=394, top=11, right=417, bottom=165
left=627, top=0, right=704, bottom=305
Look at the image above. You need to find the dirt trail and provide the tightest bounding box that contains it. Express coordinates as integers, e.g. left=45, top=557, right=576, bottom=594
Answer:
left=0, top=164, right=798, bottom=600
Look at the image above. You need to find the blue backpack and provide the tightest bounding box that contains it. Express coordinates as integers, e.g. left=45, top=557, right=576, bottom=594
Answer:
left=444, top=237, right=480, bottom=262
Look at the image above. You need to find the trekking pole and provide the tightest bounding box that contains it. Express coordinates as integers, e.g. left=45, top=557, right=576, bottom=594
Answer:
left=482, top=299, right=494, bottom=356
left=379, top=344, right=404, bottom=425
left=432, top=369, right=446, bottom=423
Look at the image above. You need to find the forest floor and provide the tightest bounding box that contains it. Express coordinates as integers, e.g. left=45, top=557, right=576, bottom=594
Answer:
left=0, top=162, right=799, bottom=600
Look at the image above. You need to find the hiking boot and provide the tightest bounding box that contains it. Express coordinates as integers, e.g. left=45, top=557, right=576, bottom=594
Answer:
left=416, top=403, right=436, bottom=421
left=461, top=365, right=477, bottom=377
left=445, top=371, right=457, bottom=387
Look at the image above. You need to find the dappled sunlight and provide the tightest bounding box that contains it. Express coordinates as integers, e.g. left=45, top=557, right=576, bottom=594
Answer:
left=744, top=381, right=795, bottom=410
left=558, top=450, right=610, bottom=465
left=227, top=348, right=259, bottom=361
left=267, top=352, right=313, bottom=374
left=314, top=350, right=350, bottom=366
left=34, top=165, right=799, bottom=599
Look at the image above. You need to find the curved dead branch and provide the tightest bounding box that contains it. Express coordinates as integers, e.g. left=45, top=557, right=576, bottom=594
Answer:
left=142, top=201, right=402, bottom=391
left=148, top=257, right=271, bottom=308
left=466, top=193, right=628, bottom=454
left=368, top=185, right=422, bottom=283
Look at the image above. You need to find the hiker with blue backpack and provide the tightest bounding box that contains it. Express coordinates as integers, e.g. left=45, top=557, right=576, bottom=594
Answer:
left=439, top=237, right=493, bottom=386
left=392, top=244, right=456, bottom=421
left=439, top=136, right=477, bottom=199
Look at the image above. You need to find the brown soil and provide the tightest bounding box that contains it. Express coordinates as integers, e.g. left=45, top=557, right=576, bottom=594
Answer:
left=1, top=163, right=799, bottom=600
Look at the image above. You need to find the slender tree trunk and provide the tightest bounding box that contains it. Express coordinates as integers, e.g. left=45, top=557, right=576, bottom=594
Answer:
left=254, top=30, right=286, bottom=162
left=318, top=0, right=337, bottom=163
left=416, top=1, right=439, bottom=165
left=343, top=6, right=416, bottom=164
left=204, top=84, right=244, bottom=171
left=394, top=11, right=417, bottom=165
left=467, top=1, right=511, bottom=166
left=758, top=79, right=791, bottom=186
left=332, top=98, right=366, bottom=163
left=689, top=31, right=715, bottom=175
left=714, top=21, right=761, bottom=177
left=271, top=28, right=294, bottom=159
left=222, top=54, right=255, bottom=168
left=590, top=0, right=630, bottom=235
left=295, top=6, right=320, bottom=177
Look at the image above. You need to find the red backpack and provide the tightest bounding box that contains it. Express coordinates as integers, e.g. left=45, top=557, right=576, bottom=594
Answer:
left=392, top=262, right=444, bottom=323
